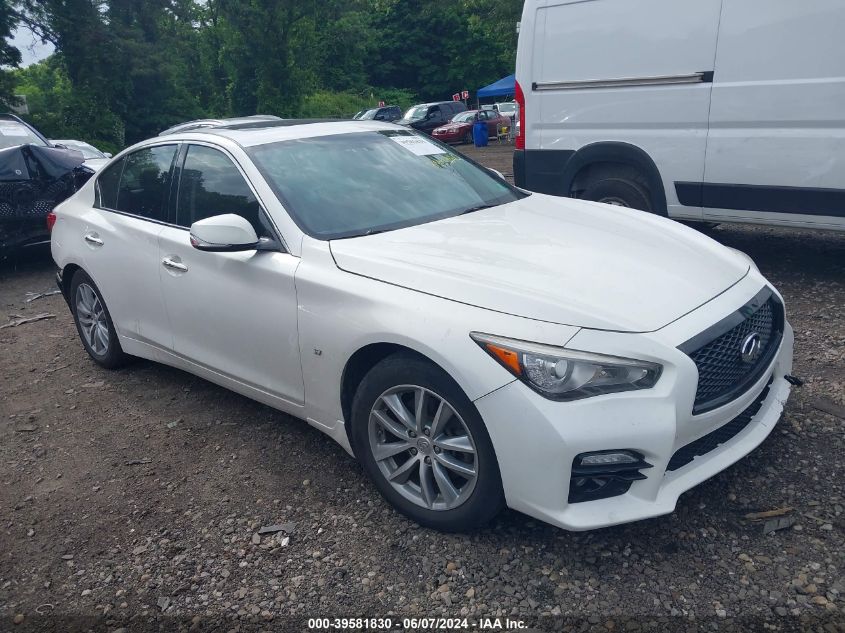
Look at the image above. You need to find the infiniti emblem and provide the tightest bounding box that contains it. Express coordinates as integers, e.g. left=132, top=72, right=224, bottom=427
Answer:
left=740, top=332, right=763, bottom=364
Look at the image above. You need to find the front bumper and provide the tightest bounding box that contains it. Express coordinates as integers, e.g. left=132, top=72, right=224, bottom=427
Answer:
left=474, top=281, right=794, bottom=531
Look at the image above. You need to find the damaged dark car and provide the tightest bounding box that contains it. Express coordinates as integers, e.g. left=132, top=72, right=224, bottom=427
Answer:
left=1, top=114, right=94, bottom=259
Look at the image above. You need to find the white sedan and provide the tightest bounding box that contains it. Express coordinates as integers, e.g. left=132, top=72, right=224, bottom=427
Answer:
left=49, top=120, right=793, bottom=531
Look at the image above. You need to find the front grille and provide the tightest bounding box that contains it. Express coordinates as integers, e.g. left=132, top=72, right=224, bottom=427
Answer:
left=680, top=288, right=783, bottom=414
left=667, top=376, right=772, bottom=472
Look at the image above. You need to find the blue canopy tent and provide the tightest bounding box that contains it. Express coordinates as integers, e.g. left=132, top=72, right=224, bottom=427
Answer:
left=476, top=74, right=515, bottom=99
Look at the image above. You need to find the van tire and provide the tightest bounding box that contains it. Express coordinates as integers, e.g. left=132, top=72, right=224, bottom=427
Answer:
left=582, top=177, right=653, bottom=212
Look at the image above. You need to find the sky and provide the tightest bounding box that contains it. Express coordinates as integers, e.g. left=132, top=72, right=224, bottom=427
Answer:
left=11, top=26, right=54, bottom=66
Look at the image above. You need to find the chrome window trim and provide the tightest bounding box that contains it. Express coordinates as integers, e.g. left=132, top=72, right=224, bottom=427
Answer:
left=93, top=138, right=290, bottom=254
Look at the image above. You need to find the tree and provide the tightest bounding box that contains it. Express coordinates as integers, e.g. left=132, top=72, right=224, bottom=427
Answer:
left=0, top=3, right=21, bottom=108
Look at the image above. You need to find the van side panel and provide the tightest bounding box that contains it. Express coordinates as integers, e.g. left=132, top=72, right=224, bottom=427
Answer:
left=519, top=0, right=723, bottom=220
left=701, top=0, right=845, bottom=230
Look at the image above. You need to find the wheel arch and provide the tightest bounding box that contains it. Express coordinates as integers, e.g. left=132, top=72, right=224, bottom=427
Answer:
left=562, top=141, right=667, bottom=215
left=339, top=342, right=461, bottom=451
left=59, top=262, right=85, bottom=302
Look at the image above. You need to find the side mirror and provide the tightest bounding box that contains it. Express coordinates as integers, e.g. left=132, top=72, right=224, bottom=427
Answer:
left=104, top=152, right=113, bottom=158
left=53, top=143, right=68, bottom=149
left=487, top=168, right=505, bottom=180
left=190, top=214, right=259, bottom=252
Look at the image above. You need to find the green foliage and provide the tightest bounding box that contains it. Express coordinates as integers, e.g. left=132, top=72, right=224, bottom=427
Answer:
left=0, top=2, right=22, bottom=108
left=4, top=0, right=520, bottom=147
left=299, top=88, right=417, bottom=119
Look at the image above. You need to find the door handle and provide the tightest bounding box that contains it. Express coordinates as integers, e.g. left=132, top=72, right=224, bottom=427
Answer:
left=84, top=233, right=104, bottom=246
left=162, top=256, right=188, bottom=272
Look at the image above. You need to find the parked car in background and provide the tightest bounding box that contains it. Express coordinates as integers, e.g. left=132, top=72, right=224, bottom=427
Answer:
left=52, top=118, right=792, bottom=532
left=495, top=101, right=517, bottom=121
left=514, top=0, right=845, bottom=231
left=397, top=101, right=467, bottom=135
left=432, top=109, right=511, bottom=145
left=51, top=139, right=112, bottom=171
left=353, top=106, right=402, bottom=122
left=1, top=114, right=93, bottom=258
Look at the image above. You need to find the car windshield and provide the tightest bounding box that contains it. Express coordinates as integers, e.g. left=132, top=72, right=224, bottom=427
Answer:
left=0, top=120, right=47, bottom=149
left=402, top=106, right=428, bottom=121
left=497, top=103, right=517, bottom=114
left=248, top=130, right=524, bottom=239
left=358, top=109, right=380, bottom=120
left=452, top=112, right=477, bottom=123
left=58, top=141, right=105, bottom=159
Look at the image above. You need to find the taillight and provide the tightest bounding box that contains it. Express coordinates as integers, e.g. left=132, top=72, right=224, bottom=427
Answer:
left=46, top=211, right=57, bottom=232
left=515, top=79, right=526, bottom=150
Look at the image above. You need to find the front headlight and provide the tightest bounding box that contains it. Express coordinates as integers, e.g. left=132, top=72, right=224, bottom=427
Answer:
left=470, top=333, right=662, bottom=401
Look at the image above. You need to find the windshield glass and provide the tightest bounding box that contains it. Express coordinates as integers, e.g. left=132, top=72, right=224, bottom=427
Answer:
left=451, top=112, right=477, bottom=123
left=0, top=120, right=47, bottom=149
left=402, top=106, right=428, bottom=121
left=248, top=130, right=524, bottom=240
left=497, top=103, right=517, bottom=114
left=359, top=109, right=379, bottom=120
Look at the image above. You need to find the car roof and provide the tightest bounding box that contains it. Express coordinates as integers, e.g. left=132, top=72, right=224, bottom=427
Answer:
left=160, top=119, right=403, bottom=148
left=158, top=114, right=284, bottom=136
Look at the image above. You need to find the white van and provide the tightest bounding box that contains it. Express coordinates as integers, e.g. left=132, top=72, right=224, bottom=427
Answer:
left=513, top=0, right=845, bottom=231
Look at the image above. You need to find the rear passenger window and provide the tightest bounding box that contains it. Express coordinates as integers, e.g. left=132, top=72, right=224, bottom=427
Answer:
left=176, top=144, right=268, bottom=237
left=114, top=145, right=177, bottom=221
left=96, top=158, right=124, bottom=209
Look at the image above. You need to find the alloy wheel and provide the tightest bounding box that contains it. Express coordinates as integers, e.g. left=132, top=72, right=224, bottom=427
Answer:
left=598, top=196, right=630, bottom=207
left=75, top=283, right=110, bottom=355
left=368, top=385, right=478, bottom=511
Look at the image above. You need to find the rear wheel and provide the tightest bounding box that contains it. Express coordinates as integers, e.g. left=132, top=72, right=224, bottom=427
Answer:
left=351, top=353, right=504, bottom=531
left=582, top=176, right=653, bottom=212
left=70, top=270, right=128, bottom=369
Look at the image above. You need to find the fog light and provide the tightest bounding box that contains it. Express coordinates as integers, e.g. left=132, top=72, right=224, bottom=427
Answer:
left=569, top=450, right=652, bottom=504
left=577, top=451, right=640, bottom=467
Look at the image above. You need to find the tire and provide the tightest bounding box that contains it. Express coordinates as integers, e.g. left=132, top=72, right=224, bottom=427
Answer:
left=463, top=131, right=473, bottom=145
left=351, top=352, right=504, bottom=531
left=582, top=176, right=653, bottom=213
left=69, top=270, right=129, bottom=369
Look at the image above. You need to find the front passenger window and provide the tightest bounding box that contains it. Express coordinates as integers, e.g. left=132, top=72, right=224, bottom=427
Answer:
left=176, top=144, right=269, bottom=238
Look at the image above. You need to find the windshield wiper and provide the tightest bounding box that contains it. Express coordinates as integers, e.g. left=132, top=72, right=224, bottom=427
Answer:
left=458, top=203, right=497, bottom=215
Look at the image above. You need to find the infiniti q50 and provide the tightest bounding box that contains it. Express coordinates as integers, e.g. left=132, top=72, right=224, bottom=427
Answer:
left=50, top=119, right=793, bottom=531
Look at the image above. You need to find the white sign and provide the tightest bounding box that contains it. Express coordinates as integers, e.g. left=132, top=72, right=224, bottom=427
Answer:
left=388, top=134, right=445, bottom=156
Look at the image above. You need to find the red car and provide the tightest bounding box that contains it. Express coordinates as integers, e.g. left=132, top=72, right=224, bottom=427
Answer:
left=432, top=109, right=512, bottom=144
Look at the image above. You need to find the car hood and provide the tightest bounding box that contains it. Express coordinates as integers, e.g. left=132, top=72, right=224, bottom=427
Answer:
left=329, top=194, right=749, bottom=332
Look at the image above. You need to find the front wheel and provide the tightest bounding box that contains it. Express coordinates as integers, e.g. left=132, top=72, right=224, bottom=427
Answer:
left=70, top=270, right=129, bottom=368
left=351, top=353, right=504, bottom=531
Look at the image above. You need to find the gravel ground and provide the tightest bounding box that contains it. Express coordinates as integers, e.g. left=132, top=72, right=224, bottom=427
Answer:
left=1, top=144, right=843, bottom=632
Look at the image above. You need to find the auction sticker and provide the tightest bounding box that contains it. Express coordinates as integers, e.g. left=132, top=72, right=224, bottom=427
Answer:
left=387, top=134, right=445, bottom=156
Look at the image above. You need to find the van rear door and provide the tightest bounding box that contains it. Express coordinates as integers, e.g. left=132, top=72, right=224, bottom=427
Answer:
left=698, top=0, right=845, bottom=230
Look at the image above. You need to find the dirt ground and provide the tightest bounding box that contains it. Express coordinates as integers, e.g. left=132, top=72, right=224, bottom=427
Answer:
left=1, top=143, right=843, bottom=632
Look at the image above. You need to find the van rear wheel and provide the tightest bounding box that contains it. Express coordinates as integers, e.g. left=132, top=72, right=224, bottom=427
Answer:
left=582, top=177, right=653, bottom=212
